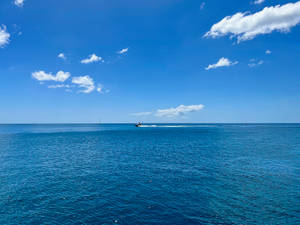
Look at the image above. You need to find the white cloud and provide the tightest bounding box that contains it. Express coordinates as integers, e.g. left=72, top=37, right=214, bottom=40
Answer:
left=133, top=104, right=205, bottom=118
left=117, top=48, right=129, bottom=54
left=32, top=71, right=104, bottom=94
left=14, top=0, right=24, bottom=7
left=265, top=49, right=272, bottom=54
left=32, top=71, right=70, bottom=82
left=248, top=59, right=264, bottom=67
left=0, top=25, right=10, bottom=47
left=254, top=0, right=265, bottom=5
left=205, top=57, right=238, bottom=70
left=205, top=1, right=300, bottom=42
left=72, top=75, right=95, bottom=93
left=58, top=53, right=66, bottom=60
left=81, top=54, right=102, bottom=64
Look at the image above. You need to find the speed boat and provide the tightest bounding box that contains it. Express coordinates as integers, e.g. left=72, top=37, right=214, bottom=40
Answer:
left=135, top=122, right=142, bottom=127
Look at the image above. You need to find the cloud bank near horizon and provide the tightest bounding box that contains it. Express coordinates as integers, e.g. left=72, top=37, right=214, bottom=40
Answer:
left=132, top=104, right=205, bottom=118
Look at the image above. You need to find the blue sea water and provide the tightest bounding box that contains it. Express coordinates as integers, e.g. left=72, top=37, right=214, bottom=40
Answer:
left=0, top=124, right=300, bottom=225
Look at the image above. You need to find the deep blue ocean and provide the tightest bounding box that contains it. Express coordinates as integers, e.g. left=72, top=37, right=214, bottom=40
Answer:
left=0, top=124, right=299, bottom=225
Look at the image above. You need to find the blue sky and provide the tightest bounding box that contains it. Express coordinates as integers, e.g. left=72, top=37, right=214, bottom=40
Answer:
left=1, top=0, right=300, bottom=123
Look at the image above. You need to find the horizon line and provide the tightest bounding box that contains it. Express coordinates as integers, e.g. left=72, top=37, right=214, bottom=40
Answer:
left=1, top=122, right=300, bottom=125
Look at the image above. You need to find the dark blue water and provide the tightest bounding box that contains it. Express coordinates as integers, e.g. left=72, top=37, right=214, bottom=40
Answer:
left=0, top=124, right=300, bottom=225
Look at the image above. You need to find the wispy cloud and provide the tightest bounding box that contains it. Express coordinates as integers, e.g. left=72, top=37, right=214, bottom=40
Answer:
left=58, top=53, right=66, bottom=60
left=117, top=48, right=129, bottom=55
left=253, top=0, right=265, bottom=5
left=155, top=105, right=205, bottom=117
left=14, top=0, right=24, bottom=7
left=132, top=104, right=205, bottom=118
left=248, top=59, right=264, bottom=67
left=32, top=71, right=70, bottom=82
left=205, top=1, right=300, bottom=42
left=205, top=57, right=238, bottom=70
left=48, top=84, right=71, bottom=89
left=265, top=49, right=272, bottom=54
left=81, top=54, right=102, bottom=64
left=96, top=84, right=109, bottom=94
left=72, top=76, right=95, bottom=93
left=131, top=112, right=153, bottom=116
left=0, top=25, right=10, bottom=47
left=96, top=84, right=103, bottom=93
left=200, top=2, right=206, bottom=10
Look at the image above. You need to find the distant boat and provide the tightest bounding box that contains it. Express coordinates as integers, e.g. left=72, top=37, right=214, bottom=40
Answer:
left=135, top=122, right=142, bottom=127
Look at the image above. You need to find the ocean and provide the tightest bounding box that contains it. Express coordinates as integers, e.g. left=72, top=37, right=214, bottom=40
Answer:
left=0, top=124, right=299, bottom=224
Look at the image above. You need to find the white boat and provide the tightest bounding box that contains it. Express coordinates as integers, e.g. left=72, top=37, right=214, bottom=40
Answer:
left=135, top=122, right=142, bottom=127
